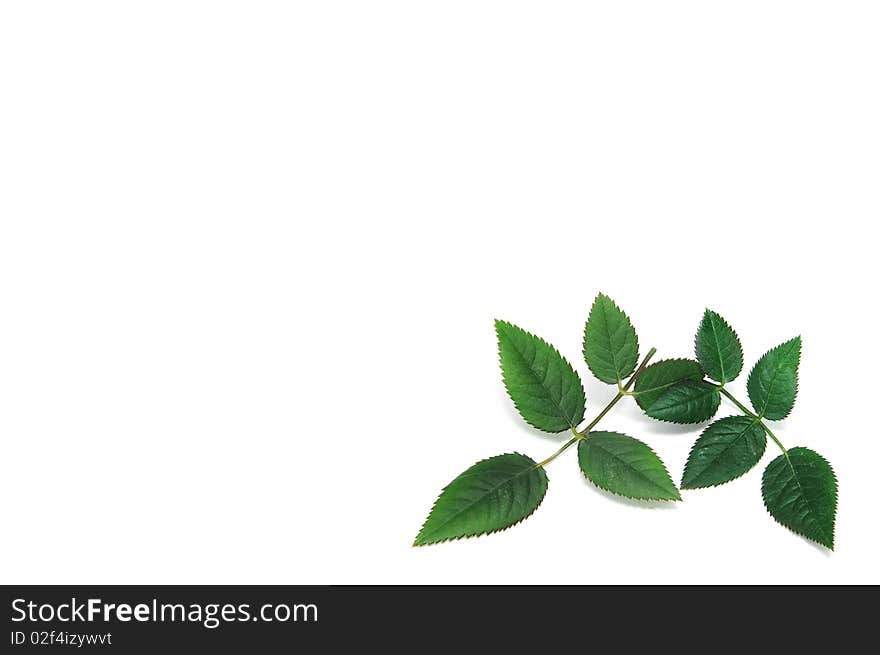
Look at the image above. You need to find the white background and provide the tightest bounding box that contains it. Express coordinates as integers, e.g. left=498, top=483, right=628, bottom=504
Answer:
left=1, top=2, right=878, bottom=584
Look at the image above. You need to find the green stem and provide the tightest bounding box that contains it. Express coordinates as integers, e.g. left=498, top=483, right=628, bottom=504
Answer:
left=578, top=347, right=657, bottom=436
left=534, top=435, right=580, bottom=468
left=718, top=387, right=753, bottom=417
left=718, top=387, right=787, bottom=455
left=622, top=347, right=657, bottom=393
left=761, top=424, right=787, bottom=455
left=535, top=347, right=657, bottom=469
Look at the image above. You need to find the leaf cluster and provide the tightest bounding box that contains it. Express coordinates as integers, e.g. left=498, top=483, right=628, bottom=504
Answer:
left=671, top=310, right=836, bottom=549
left=415, top=302, right=838, bottom=550
left=415, top=294, right=678, bottom=546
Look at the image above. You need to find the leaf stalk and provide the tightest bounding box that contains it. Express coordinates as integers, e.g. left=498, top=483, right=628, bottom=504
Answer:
left=535, top=347, right=657, bottom=469
left=718, top=386, right=787, bottom=455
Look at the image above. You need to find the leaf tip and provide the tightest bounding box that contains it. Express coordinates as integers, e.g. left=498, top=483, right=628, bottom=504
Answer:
left=412, top=520, right=434, bottom=547
left=777, top=335, right=802, bottom=358
left=590, top=291, right=619, bottom=315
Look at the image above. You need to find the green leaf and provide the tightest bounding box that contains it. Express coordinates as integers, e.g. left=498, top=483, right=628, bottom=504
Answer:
left=414, top=453, right=548, bottom=546
left=634, top=359, right=704, bottom=411
left=582, top=293, right=639, bottom=385
left=496, top=320, right=585, bottom=432
left=762, top=447, right=837, bottom=549
left=747, top=337, right=801, bottom=420
left=695, top=309, right=744, bottom=384
left=578, top=431, right=680, bottom=501
left=644, top=380, right=720, bottom=424
left=681, top=416, right=767, bottom=489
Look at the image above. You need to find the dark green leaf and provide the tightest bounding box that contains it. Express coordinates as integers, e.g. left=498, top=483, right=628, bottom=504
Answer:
left=496, top=320, right=585, bottom=432
left=762, top=447, right=837, bottom=549
left=414, top=453, right=548, bottom=546
left=747, top=337, right=801, bottom=420
left=695, top=309, right=744, bottom=384
left=644, top=380, right=720, bottom=424
left=578, top=431, right=680, bottom=501
left=582, top=293, right=639, bottom=384
left=681, top=416, right=766, bottom=489
left=634, top=359, right=703, bottom=411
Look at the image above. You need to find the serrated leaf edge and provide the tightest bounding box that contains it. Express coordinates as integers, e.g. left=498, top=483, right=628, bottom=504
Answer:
left=578, top=434, right=682, bottom=502
left=694, top=308, right=744, bottom=384
left=680, top=416, right=767, bottom=489
left=413, top=452, right=548, bottom=547
left=633, top=357, right=704, bottom=410
left=747, top=336, right=802, bottom=419
left=644, top=381, right=721, bottom=425
left=582, top=292, right=639, bottom=384
left=761, top=447, right=838, bottom=550
left=495, top=319, right=585, bottom=433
